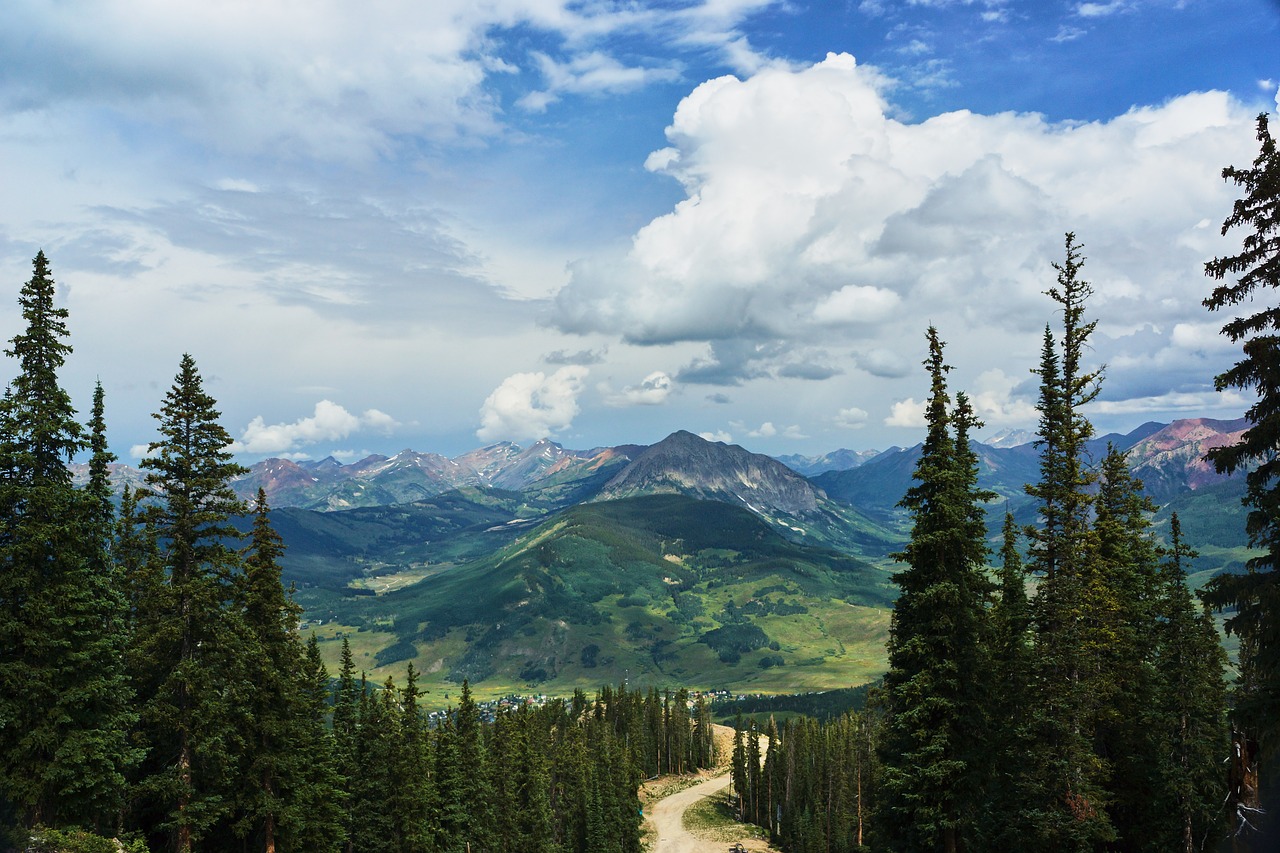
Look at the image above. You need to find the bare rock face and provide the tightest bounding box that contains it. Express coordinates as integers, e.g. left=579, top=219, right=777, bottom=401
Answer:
left=1125, top=417, right=1250, bottom=501
left=598, top=430, right=825, bottom=516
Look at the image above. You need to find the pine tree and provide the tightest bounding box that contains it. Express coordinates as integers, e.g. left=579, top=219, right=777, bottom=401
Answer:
left=332, top=634, right=360, bottom=853
left=983, top=512, right=1035, bottom=847
left=1200, top=113, right=1280, bottom=755
left=879, top=327, right=993, bottom=853
left=1153, top=515, right=1230, bottom=852
left=291, top=635, right=346, bottom=853
left=0, top=253, right=136, bottom=834
left=1023, top=235, right=1113, bottom=851
left=131, top=353, right=249, bottom=852
left=237, top=488, right=307, bottom=853
left=1089, top=446, right=1163, bottom=849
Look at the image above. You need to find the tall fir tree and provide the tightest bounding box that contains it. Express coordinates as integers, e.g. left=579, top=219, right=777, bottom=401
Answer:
left=0, top=253, right=136, bottom=835
left=982, top=512, right=1035, bottom=847
left=1088, top=446, right=1164, bottom=850
left=291, top=635, right=347, bottom=853
left=1200, top=113, right=1280, bottom=758
left=236, top=488, right=310, bottom=853
left=1023, top=235, right=1113, bottom=852
left=131, top=353, right=250, bottom=852
left=879, top=327, right=993, bottom=853
left=1153, top=515, right=1229, bottom=852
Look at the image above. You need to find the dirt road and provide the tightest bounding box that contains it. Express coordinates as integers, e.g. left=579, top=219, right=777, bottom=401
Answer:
left=648, top=771, right=734, bottom=853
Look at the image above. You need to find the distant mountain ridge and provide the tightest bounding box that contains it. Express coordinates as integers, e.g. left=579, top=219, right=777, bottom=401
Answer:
left=598, top=430, right=824, bottom=515
left=78, top=416, right=1248, bottom=522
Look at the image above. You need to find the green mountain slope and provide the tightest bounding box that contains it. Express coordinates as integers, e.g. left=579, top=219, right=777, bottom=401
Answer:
left=303, top=493, right=894, bottom=697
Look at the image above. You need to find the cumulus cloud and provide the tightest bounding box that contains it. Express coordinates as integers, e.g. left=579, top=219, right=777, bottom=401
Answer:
left=604, top=371, right=675, bottom=406
left=835, top=407, right=870, bottom=429
left=699, top=429, right=734, bottom=442
left=232, top=400, right=399, bottom=455
left=743, top=421, right=802, bottom=438
left=812, top=285, right=901, bottom=325
left=886, top=398, right=928, bottom=428
left=476, top=366, right=588, bottom=443
left=550, top=51, right=1257, bottom=404
left=969, top=369, right=1038, bottom=425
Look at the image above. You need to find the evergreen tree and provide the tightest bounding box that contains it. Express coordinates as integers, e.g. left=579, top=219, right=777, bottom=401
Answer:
left=392, top=662, right=435, bottom=853
left=291, top=635, right=347, bottom=853
left=1153, top=515, right=1230, bottom=852
left=1089, top=447, right=1163, bottom=850
left=350, top=678, right=400, bottom=853
left=1023, top=235, right=1113, bottom=851
left=879, top=327, right=993, bottom=853
left=0, top=252, right=136, bottom=834
left=237, top=488, right=308, bottom=853
left=131, top=354, right=249, bottom=852
left=332, top=635, right=360, bottom=853
left=1200, top=113, right=1280, bottom=755
left=983, top=512, right=1035, bottom=847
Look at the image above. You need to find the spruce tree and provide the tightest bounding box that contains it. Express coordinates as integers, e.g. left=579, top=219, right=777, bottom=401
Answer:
left=1149, top=515, right=1230, bottom=851
left=1201, top=113, right=1280, bottom=756
left=879, top=327, right=993, bottom=853
left=291, top=635, right=347, bottom=853
left=1023, top=235, right=1113, bottom=851
left=237, top=488, right=307, bottom=853
left=983, top=512, right=1035, bottom=847
left=0, top=253, right=136, bottom=834
left=1089, top=447, right=1163, bottom=849
left=131, top=353, right=249, bottom=852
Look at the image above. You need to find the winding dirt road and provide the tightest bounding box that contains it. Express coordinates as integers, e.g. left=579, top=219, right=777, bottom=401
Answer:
left=649, top=772, right=734, bottom=853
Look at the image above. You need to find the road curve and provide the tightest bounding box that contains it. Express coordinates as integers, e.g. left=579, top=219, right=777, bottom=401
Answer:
left=649, top=772, right=734, bottom=853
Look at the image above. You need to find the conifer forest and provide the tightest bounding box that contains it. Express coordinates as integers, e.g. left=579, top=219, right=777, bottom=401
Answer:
left=1, top=113, right=1278, bottom=853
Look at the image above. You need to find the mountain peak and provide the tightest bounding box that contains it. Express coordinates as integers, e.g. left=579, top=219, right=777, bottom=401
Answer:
left=599, top=430, right=823, bottom=515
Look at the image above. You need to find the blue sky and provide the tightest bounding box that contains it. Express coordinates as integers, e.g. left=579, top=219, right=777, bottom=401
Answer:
left=0, top=0, right=1277, bottom=462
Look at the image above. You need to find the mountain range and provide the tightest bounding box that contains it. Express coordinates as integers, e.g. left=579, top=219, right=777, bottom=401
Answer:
left=79, top=416, right=1253, bottom=698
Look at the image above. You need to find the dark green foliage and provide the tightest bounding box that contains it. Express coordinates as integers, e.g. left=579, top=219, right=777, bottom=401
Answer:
left=1152, top=515, right=1230, bottom=852
left=129, top=354, right=250, bottom=852
left=982, top=513, right=1036, bottom=848
left=744, top=709, right=881, bottom=852
left=1201, top=113, right=1280, bottom=760
left=879, top=328, right=994, bottom=852
left=711, top=685, right=875, bottom=723
left=700, top=622, right=770, bottom=662
left=0, top=253, right=136, bottom=835
left=1022, top=236, right=1115, bottom=851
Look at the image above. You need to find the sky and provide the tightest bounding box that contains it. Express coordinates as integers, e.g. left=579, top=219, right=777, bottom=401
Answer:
left=1, top=0, right=1278, bottom=463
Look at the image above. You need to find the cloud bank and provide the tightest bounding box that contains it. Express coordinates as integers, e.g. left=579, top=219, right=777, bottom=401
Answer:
left=551, top=52, right=1259, bottom=413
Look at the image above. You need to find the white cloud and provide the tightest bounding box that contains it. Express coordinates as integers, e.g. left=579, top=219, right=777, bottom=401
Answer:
left=969, top=369, right=1038, bottom=425
left=748, top=422, right=778, bottom=437
left=519, top=51, right=682, bottom=112
left=1090, top=389, right=1251, bottom=416
left=551, top=52, right=1258, bottom=409
left=699, top=430, right=734, bottom=442
left=605, top=371, right=675, bottom=407
left=812, top=285, right=901, bottom=325
left=1051, top=25, right=1087, bottom=42
left=0, top=0, right=781, bottom=160
left=835, top=407, right=870, bottom=429
left=1075, top=2, right=1127, bottom=17
left=232, top=400, right=399, bottom=455
left=886, top=398, right=927, bottom=428
left=476, top=366, right=588, bottom=443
